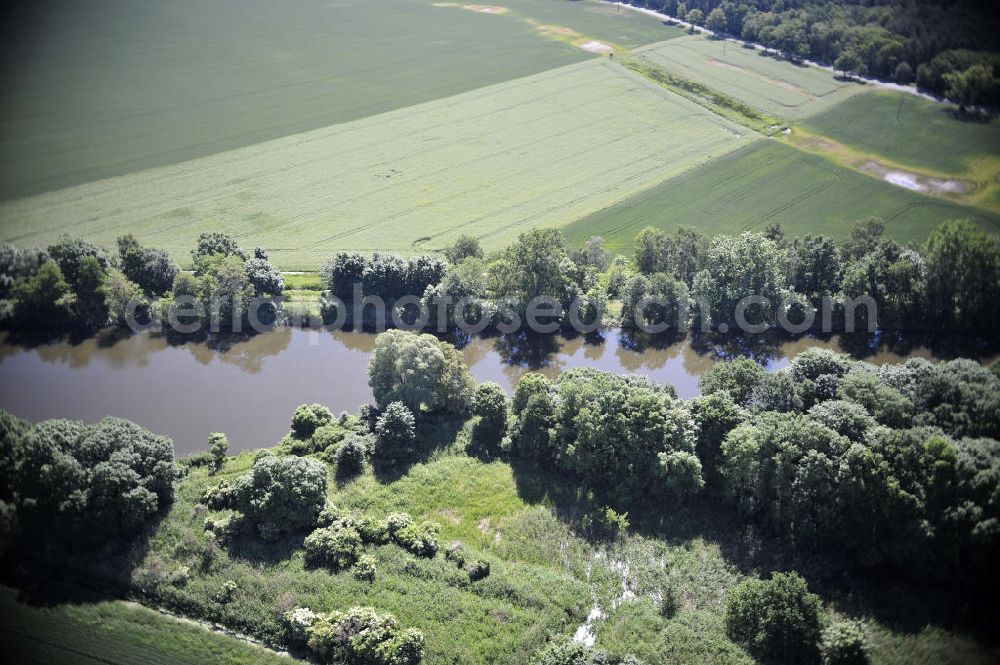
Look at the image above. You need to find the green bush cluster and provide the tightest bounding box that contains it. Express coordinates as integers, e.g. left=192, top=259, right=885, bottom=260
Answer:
left=0, top=411, right=177, bottom=547
left=284, top=605, right=424, bottom=665
left=303, top=523, right=363, bottom=571
left=201, top=454, right=327, bottom=540
left=725, top=571, right=824, bottom=663
left=508, top=369, right=702, bottom=504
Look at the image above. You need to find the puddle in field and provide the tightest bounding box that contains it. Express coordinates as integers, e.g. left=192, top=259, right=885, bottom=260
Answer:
left=860, top=160, right=971, bottom=195
left=580, top=40, right=614, bottom=53
left=432, top=3, right=509, bottom=14
left=573, top=604, right=604, bottom=647
left=574, top=558, right=605, bottom=647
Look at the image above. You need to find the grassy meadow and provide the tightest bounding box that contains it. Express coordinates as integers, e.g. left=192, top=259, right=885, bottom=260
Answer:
left=120, top=418, right=998, bottom=665
left=564, top=140, right=1000, bottom=254
left=0, top=0, right=678, bottom=201
left=0, top=586, right=289, bottom=665
left=0, top=60, right=756, bottom=269
left=632, top=35, right=864, bottom=122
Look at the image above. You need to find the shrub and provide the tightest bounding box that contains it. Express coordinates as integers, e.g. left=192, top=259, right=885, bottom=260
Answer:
left=233, top=455, right=327, bottom=536
left=466, top=559, right=491, bottom=581
left=215, top=580, right=238, bottom=604
left=394, top=521, right=440, bottom=557
left=386, top=512, right=414, bottom=535
left=583, top=506, right=630, bottom=541
left=203, top=513, right=239, bottom=542
left=529, top=640, right=627, bottom=665
left=202, top=480, right=238, bottom=510
left=283, top=607, right=318, bottom=645
left=208, top=432, right=229, bottom=473
left=353, top=554, right=377, bottom=582
left=303, top=524, right=363, bottom=571
left=359, top=516, right=391, bottom=544
left=334, top=433, right=370, bottom=476
left=445, top=541, right=466, bottom=568
left=316, top=503, right=343, bottom=527
left=820, top=620, right=871, bottom=665
left=305, top=606, right=424, bottom=665
left=725, top=571, right=824, bottom=663
left=373, top=402, right=416, bottom=465
left=471, top=382, right=508, bottom=455
left=312, top=424, right=345, bottom=452
left=291, top=403, right=334, bottom=439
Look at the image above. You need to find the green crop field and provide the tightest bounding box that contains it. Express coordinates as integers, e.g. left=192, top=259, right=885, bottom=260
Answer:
left=0, top=60, right=756, bottom=270
left=633, top=35, right=864, bottom=122
left=564, top=141, right=1000, bottom=254
left=0, top=587, right=290, bottom=665
left=800, top=91, right=1000, bottom=176
left=0, top=0, right=680, bottom=201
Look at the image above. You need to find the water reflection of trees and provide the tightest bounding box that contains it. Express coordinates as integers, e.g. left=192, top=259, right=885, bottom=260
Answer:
left=615, top=329, right=684, bottom=373
left=493, top=330, right=563, bottom=370
left=159, top=327, right=293, bottom=373
left=487, top=328, right=999, bottom=386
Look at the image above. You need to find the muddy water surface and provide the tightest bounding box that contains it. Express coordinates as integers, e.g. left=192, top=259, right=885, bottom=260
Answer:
left=0, top=328, right=965, bottom=454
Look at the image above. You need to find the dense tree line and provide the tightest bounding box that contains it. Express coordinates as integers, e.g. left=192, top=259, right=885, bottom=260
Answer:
left=620, top=0, right=1000, bottom=105
left=506, top=368, right=703, bottom=503
left=626, top=218, right=1000, bottom=333
left=321, top=230, right=605, bottom=332
left=0, top=232, right=284, bottom=334
left=5, top=216, right=995, bottom=340
left=320, top=250, right=446, bottom=303
left=697, top=348, right=1000, bottom=587
left=466, top=340, right=1000, bottom=603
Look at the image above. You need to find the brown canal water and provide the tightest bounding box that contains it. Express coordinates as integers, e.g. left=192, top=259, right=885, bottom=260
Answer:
left=0, top=328, right=977, bottom=455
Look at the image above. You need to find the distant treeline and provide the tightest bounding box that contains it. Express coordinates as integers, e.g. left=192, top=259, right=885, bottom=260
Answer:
left=319, top=217, right=1000, bottom=337
left=0, top=232, right=284, bottom=335
left=2, top=216, right=998, bottom=338
left=621, top=0, right=1000, bottom=107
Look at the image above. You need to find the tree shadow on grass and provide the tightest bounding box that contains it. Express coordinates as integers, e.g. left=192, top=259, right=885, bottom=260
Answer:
left=371, top=415, right=468, bottom=484
left=223, top=529, right=305, bottom=567
left=509, top=459, right=997, bottom=644
left=2, top=505, right=170, bottom=606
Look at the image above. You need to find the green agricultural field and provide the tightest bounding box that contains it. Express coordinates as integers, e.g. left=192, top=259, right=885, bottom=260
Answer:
left=800, top=91, right=1000, bottom=176
left=633, top=35, right=864, bottom=122
left=0, top=60, right=756, bottom=270
left=0, top=0, right=679, bottom=201
left=564, top=140, right=1000, bottom=253
left=0, top=586, right=290, bottom=665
